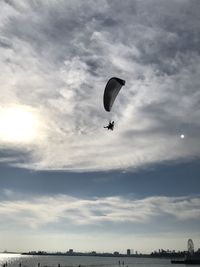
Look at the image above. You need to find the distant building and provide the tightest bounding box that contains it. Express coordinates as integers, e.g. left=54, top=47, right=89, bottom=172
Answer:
left=127, top=249, right=131, bottom=256
left=68, top=249, right=73, bottom=254
left=113, top=251, right=119, bottom=256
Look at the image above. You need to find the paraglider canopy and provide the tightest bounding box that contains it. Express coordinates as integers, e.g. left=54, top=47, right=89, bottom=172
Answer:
left=103, top=77, right=125, bottom=112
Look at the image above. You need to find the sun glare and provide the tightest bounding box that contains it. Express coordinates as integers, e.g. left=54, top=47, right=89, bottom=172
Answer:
left=0, top=106, right=39, bottom=143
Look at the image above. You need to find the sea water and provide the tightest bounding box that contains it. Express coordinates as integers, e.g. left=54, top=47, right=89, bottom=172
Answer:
left=0, top=253, right=174, bottom=267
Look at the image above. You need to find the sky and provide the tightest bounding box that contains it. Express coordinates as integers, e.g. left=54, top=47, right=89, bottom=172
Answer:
left=0, top=0, right=200, bottom=254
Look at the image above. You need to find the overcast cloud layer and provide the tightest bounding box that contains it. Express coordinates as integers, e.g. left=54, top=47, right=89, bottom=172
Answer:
left=0, top=0, right=200, bottom=171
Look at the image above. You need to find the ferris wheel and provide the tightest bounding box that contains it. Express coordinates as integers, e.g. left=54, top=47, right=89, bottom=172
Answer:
left=187, top=239, right=194, bottom=254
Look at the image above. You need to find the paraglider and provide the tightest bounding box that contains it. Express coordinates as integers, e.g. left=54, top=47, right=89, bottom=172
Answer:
left=103, top=77, right=125, bottom=112
left=103, top=77, right=125, bottom=130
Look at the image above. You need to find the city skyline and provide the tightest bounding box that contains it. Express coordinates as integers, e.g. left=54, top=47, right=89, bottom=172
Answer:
left=0, top=0, right=200, bottom=254
left=2, top=243, right=199, bottom=255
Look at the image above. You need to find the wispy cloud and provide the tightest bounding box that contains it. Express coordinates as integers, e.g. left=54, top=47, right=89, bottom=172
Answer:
left=0, top=193, right=199, bottom=230
left=0, top=0, right=200, bottom=171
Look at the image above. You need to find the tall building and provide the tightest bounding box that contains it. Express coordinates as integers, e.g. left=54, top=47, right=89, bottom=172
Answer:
left=127, top=249, right=131, bottom=256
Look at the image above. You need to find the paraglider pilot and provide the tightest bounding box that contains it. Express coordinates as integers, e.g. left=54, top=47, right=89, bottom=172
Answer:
left=104, top=120, right=114, bottom=131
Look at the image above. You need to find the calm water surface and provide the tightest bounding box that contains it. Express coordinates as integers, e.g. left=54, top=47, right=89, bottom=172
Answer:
left=0, top=253, right=174, bottom=267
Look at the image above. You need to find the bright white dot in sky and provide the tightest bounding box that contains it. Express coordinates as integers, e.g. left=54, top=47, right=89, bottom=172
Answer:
left=0, top=105, right=39, bottom=143
left=180, top=134, right=185, bottom=139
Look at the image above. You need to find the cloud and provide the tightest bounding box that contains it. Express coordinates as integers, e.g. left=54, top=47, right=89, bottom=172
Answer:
left=0, top=0, right=200, bottom=171
left=0, top=193, right=199, bottom=231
